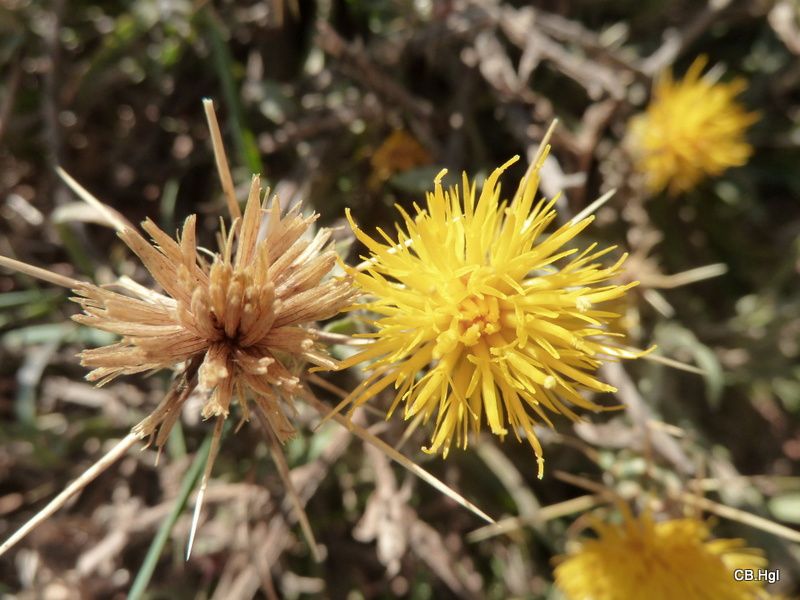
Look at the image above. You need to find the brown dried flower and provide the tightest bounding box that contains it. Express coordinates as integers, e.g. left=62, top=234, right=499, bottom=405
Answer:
left=73, top=175, right=354, bottom=448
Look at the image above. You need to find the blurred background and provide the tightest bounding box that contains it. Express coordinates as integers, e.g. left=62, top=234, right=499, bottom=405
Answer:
left=0, top=0, right=799, bottom=598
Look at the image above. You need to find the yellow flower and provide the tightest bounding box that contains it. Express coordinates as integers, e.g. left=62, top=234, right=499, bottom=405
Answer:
left=73, top=177, right=355, bottom=447
left=554, top=508, right=770, bottom=600
left=337, top=150, right=638, bottom=476
left=628, top=56, right=758, bottom=195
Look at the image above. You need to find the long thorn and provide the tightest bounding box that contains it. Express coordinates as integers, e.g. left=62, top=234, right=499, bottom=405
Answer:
left=395, top=411, right=424, bottom=452
left=203, top=98, right=241, bottom=222
left=654, top=263, right=728, bottom=289
left=643, top=288, right=675, bottom=317
left=303, top=389, right=494, bottom=524
left=306, top=330, right=371, bottom=346
left=306, top=373, right=355, bottom=401
left=467, top=494, right=600, bottom=543
left=128, top=434, right=212, bottom=600
left=186, top=416, right=224, bottom=560
left=531, top=119, right=558, bottom=168
left=643, top=352, right=707, bottom=374
left=569, top=188, right=616, bottom=225
left=0, top=431, right=140, bottom=557
left=679, top=492, right=800, bottom=544
left=256, top=409, right=322, bottom=562
left=306, top=374, right=389, bottom=432
left=553, top=470, right=615, bottom=496
left=55, top=167, right=134, bottom=233
left=0, top=255, right=84, bottom=289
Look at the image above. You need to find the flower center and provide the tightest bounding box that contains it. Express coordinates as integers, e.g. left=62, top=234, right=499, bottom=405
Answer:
left=456, top=295, right=501, bottom=344
left=433, top=292, right=504, bottom=358
left=180, top=251, right=276, bottom=350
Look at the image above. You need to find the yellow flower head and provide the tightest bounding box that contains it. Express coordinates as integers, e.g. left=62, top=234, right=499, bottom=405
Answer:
left=628, top=56, right=758, bottom=195
left=554, top=508, right=770, bottom=600
left=338, top=149, right=638, bottom=476
left=73, top=176, right=355, bottom=447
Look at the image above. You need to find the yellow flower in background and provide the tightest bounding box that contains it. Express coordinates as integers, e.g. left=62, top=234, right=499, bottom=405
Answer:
left=554, top=508, right=770, bottom=600
left=337, top=149, right=639, bottom=477
left=628, top=56, right=758, bottom=195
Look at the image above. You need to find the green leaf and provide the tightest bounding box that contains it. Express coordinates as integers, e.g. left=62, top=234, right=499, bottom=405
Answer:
left=768, top=492, right=800, bottom=525
left=389, top=166, right=448, bottom=195
left=0, top=289, right=62, bottom=309
left=654, top=322, right=725, bottom=408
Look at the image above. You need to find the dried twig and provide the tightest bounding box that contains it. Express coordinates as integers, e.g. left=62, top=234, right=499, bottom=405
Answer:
left=494, top=4, right=625, bottom=100
left=678, top=492, right=800, bottom=544
left=355, top=443, right=410, bottom=577
left=228, top=416, right=355, bottom=597
left=317, top=22, right=433, bottom=121
left=640, top=0, right=735, bottom=75
left=529, top=8, right=643, bottom=78
left=600, top=362, right=694, bottom=474
left=467, top=494, right=600, bottom=542
left=0, top=432, right=141, bottom=557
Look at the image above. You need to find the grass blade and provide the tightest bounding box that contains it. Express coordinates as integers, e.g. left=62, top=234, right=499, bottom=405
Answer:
left=128, top=434, right=212, bottom=600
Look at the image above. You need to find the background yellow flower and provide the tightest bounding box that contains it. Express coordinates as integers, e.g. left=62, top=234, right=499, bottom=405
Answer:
left=554, top=508, right=770, bottom=600
left=628, top=56, right=758, bottom=195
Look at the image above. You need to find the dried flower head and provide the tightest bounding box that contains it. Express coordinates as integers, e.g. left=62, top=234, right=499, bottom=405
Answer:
left=554, top=508, right=770, bottom=600
left=628, top=56, right=758, bottom=195
left=336, top=147, right=639, bottom=476
left=73, top=176, right=354, bottom=447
